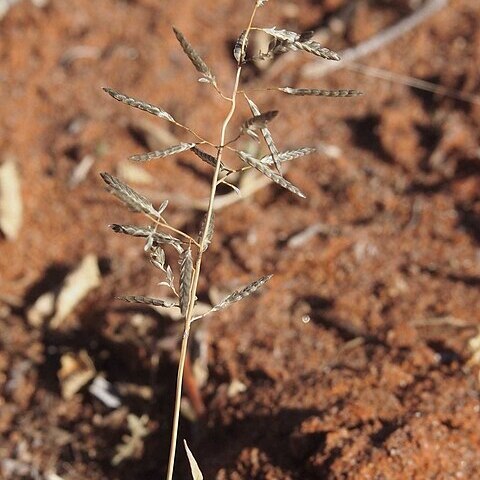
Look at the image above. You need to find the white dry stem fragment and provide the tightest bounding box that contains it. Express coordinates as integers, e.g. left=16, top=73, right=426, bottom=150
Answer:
left=245, top=94, right=281, bottom=172
left=260, top=147, right=316, bottom=165
left=184, top=440, right=204, bottom=480
left=238, top=151, right=306, bottom=198
left=50, top=254, right=101, bottom=329
left=100, top=172, right=161, bottom=218
left=198, top=212, right=214, bottom=252
left=117, top=295, right=178, bottom=309
left=58, top=350, right=96, bottom=400
left=179, top=247, right=194, bottom=316
left=103, top=88, right=175, bottom=122
left=88, top=376, right=121, bottom=409
left=0, top=157, right=22, bottom=240
left=129, top=142, right=195, bottom=162
left=278, top=87, right=362, bottom=97
left=117, top=161, right=155, bottom=186
left=173, top=27, right=217, bottom=87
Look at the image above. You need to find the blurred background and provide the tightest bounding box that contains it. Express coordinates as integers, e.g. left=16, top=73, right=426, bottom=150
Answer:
left=1, top=0, right=480, bottom=479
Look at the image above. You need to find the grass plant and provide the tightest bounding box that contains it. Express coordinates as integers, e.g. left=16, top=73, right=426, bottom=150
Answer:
left=101, top=0, right=360, bottom=477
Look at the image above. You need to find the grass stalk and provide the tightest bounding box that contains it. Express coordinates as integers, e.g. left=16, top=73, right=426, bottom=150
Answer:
left=165, top=5, right=259, bottom=480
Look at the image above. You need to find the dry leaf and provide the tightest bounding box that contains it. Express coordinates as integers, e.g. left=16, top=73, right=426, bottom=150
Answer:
left=58, top=350, right=96, bottom=400
left=184, top=440, right=204, bottom=480
left=0, top=157, right=22, bottom=240
left=117, top=161, right=155, bottom=185
left=50, top=254, right=101, bottom=328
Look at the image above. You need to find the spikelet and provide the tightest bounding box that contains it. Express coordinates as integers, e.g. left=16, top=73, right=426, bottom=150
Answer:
left=172, top=27, right=217, bottom=87
left=245, top=95, right=281, bottom=173
left=103, top=88, right=175, bottom=122
left=117, top=295, right=177, bottom=308
left=234, top=30, right=248, bottom=64
left=238, top=151, right=306, bottom=198
left=256, top=0, right=268, bottom=7
left=260, top=147, right=316, bottom=165
left=262, top=27, right=300, bottom=43
left=260, top=29, right=340, bottom=61
left=242, top=110, right=278, bottom=132
left=190, top=146, right=227, bottom=171
left=279, top=87, right=362, bottom=97
left=290, top=40, right=340, bottom=61
left=179, top=247, right=194, bottom=316
left=129, top=143, right=195, bottom=162
left=100, top=172, right=161, bottom=218
left=109, top=224, right=182, bottom=248
left=197, top=213, right=214, bottom=252
left=211, top=275, right=273, bottom=312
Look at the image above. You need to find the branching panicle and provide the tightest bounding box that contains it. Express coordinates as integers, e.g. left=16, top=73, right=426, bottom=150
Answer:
left=101, top=2, right=358, bottom=479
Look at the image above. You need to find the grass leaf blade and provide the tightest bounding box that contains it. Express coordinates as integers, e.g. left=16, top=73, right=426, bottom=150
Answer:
left=183, top=440, right=204, bottom=480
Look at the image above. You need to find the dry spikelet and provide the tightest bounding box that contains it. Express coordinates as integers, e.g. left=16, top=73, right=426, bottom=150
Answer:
left=109, top=224, right=182, bottom=248
left=103, top=88, right=175, bottom=122
left=211, top=275, right=273, bottom=312
left=198, top=212, right=214, bottom=252
left=290, top=40, right=340, bottom=61
left=279, top=87, right=362, bottom=97
left=100, top=172, right=160, bottom=217
left=242, top=110, right=278, bottom=132
left=256, top=0, right=268, bottom=7
left=150, top=247, right=166, bottom=270
left=190, top=146, right=229, bottom=171
left=179, top=247, right=194, bottom=316
left=238, top=151, right=306, bottom=198
left=129, top=143, right=195, bottom=162
left=172, top=27, right=217, bottom=86
left=117, top=295, right=177, bottom=308
left=260, top=29, right=340, bottom=61
left=262, top=27, right=301, bottom=43
left=260, top=147, right=316, bottom=165
left=245, top=95, right=281, bottom=173
left=234, top=30, right=248, bottom=64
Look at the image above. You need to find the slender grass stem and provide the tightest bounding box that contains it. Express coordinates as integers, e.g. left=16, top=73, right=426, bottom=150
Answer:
left=165, top=5, right=259, bottom=479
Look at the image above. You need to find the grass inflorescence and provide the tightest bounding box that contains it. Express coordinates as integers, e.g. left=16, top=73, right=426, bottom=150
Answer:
left=101, top=1, right=360, bottom=477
